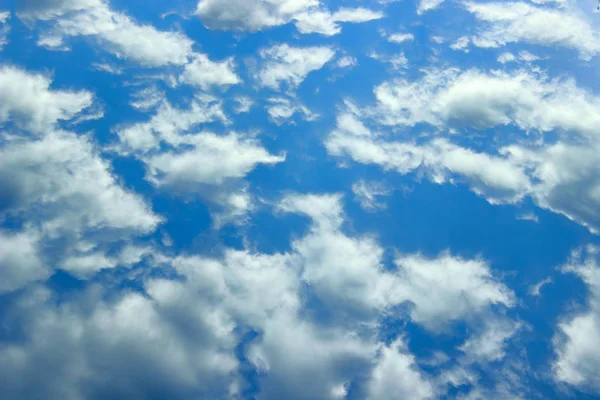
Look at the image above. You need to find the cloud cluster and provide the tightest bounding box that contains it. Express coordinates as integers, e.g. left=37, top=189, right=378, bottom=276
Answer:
left=256, top=43, right=335, bottom=89
left=0, top=66, right=160, bottom=291
left=326, top=67, right=600, bottom=233
left=465, top=2, right=600, bottom=59
left=0, top=193, right=519, bottom=399
left=195, top=0, right=382, bottom=35
left=554, top=247, right=600, bottom=394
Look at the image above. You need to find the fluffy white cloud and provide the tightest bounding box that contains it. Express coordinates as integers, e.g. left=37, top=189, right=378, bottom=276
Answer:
left=391, top=253, right=515, bottom=331
left=195, top=0, right=317, bottom=31
left=294, top=7, right=383, bottom=36
left=0, top=284, right=238, bottom=400
left=418, top=0, right=446, bottom=14
left=497, top=52, right=516, bottom=63
left=129, top=85, right=163, bottom=111
left=18, top=0, right=194, bottom=67
left=115, top=96, right=228, bottom=154
left=180, top=54, right=241, bottom=90
left=327, top=116, right=531, bottom=204
left=450, top=36, right=470, bottom=52
left=466, top=2, right=600, bottom=59
left=145, top=132, right=284, bottom=187
left=388, top=32, right=414, bottom=43
left=265, top=96, right=318, bottom=124
left=60, top=245, right=152, bottom=278
left=116, top=94, right=283, bottom=226
left=0, top=65, right=93, bottom=133
left=256, top=43, right=335, bottom=89
left=195, top=0, right=382, bottom=35
left=0, top=230, right=49, bottom=293
left=554, top=247, right=600, bottom=395
left=505, top=142, right=600, bottom=233
left=0, top=130, right=160, bottom=239
left=330, top=95, right=600, bottom=231
left=279, top=193, right=514, bottom=329
left=459, top=318, right=521, bottom=363
left=279, top=193, right=395, bottom=319
left=248, top=311, right=376, bottom=400
left=372, top=68, right=600, bottom=137
left=366, top=340, right=434, bottom=400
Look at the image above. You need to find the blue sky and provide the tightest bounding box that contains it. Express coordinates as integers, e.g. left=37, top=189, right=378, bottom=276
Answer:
left=1, top=0, right=600, bottom=399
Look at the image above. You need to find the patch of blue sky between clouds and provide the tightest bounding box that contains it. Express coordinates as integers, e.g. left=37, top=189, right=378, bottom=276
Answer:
left=1, top=0, right=600, bottom=399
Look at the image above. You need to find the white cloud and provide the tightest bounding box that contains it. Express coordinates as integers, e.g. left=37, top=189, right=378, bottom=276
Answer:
left=60, top=245, right=152, bottom=278
left=366, top=340, right=434, bottom=400
left=352, top=180, right=391, bottom=211
left=279, top=193, right=395, bottom=318
left=498, top=52, right=516, bottom=63
left=528, top=276, right=551, bottom=296
left=129, top=85, right=164, bottom=111
left=450, top=36, right=470, bottom=52
left=0, top=230, right=49, bottom=293
left=554, top=247, right=600, bottom=395
left=265, top=96, right=318, bottom=124
left=371, top=68, right=600, bottom=138
left=294, top=7, right=383, bottom=36
left=0, top=10, right=10, bottom=50
left=388, top=32, right=414, bottom=44
left=16, top=0, right=101, bottom=22
left=115, top=96, right=228, bottom=154
left=505, top=142, right=600, bottom=233
left=329, top=106, right=600, bottom=232
left=418, top=0, right=446, bottom=14
left=21, top=0, right=194, bottom=67
left=179, top=54, right=241, bottom=90
left=517, top=212, right=539, bottom=223
left=0, top=284, right=238, bottom=400
left=0, top=130, right=160, bottom=239
left=91, top=62, right=123, bottom=75
left=145, top=132, right=284, bottom=187
left=0, top=65, right=93, bottom=133
left=391, top=253, right=515, bottom=331
left=336, top=56, right=357, bottom=68
left=459, top=318, right=521, bottom=363
left=518, top=50, right=541, bottom=62
left=326, top=119, right=531, bottom=204
left=248, top=312, right=376, bottom=399
left=256, top=43, right=335, bottom=89
left=195, top=0, right=318, bottom=31
left=115, top=94, right=283, bottom=227
left=368, top=51, right=408, bottom=70
left=195, top=0, right=382, bottom=35
left=332, top=67, right=600, bottom=232
left=466, top=2, right=600, bottom=59
left=233, top=96, right=254, bottom=113
left=279, top=193, right=514, bottom=329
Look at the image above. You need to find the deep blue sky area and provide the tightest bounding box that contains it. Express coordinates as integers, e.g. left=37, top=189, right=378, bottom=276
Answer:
left=1, top=1, right=600, bottom=399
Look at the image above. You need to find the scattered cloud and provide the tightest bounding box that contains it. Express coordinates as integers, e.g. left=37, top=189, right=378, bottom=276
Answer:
left=180, top=54, right=241, bottom=90
left=388, top=32, right=414, bottom=44
left=554, top=247, right=600, bottom=395
left=256, top=43, right=335, bottom=89
left=195, top=0, right=382, bottom=35
left=0, top=65, right=93, bottom=133
left=466, top=2, right=600, bottom=59
left=265, top=96, right=318, bottom=124
left=352, top=180, right=392, bottom=211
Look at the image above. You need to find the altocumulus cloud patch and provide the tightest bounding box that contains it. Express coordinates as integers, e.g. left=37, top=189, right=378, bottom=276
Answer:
left=1, top=0, right=600, bottom=399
